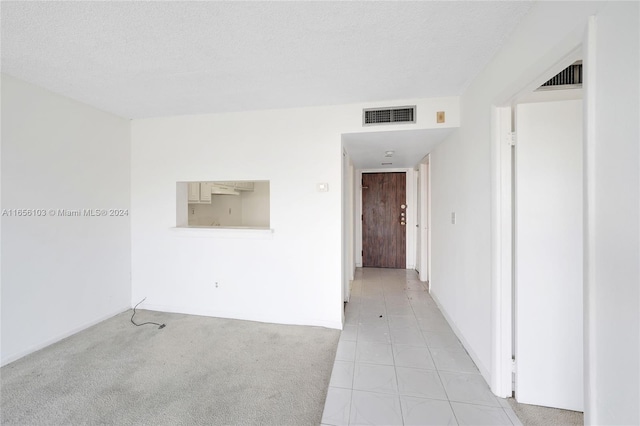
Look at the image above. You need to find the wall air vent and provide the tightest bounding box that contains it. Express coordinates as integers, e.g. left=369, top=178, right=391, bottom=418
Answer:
left=363, top=106, right=416, bottom=126
left=537, top=61, right=583, bottom=90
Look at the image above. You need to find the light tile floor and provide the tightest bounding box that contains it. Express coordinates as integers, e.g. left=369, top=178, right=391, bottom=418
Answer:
left=321, top=268, right=523, bottom=426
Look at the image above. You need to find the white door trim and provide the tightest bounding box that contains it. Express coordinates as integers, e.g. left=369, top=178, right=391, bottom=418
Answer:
left=491, top=105, right=514, bottom=397
left=417, top=160, right=430, bottom=282
left=582, top=17, right=598, bottom=423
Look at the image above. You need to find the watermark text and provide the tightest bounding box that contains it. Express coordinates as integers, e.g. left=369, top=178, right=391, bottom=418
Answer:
left=2, top=209, right=129, bottom=217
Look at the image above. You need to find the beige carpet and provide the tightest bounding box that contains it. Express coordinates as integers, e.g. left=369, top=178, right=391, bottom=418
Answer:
left=1, top=310, right=340, bottom=425
left=507, top=397, right=584, bottom=425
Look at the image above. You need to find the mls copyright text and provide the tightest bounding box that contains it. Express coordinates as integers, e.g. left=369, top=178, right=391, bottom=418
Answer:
left=2, top=209, right=129, bottom=217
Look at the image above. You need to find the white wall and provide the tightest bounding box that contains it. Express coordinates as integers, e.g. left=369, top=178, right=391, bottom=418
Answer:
left=131, top=97, right=459, bottom=330
left=429, top=2, right=639, bottom=423
left=588, top=3, right=639, bottom=423
left=1, top=74, right=131, bottom=365
left=431, top=121, right=494, bottom=376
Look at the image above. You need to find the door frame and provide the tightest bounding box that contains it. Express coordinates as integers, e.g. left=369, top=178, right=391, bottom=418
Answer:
left=417, top=157, right=431, bottom=284
left=490, top=18, right=596, bottom=419
left=355, top=168, right=417, bottom=270
left=342, top=148, right=355, bottom=304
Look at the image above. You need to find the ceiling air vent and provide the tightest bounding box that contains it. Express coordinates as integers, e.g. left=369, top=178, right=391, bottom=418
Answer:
left=363, top=106, right=416, bottom=126
left=538, top=61, right=583, bottom=90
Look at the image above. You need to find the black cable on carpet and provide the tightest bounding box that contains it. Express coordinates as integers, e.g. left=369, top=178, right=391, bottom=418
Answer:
left=131, top=297, right=166, bottom=329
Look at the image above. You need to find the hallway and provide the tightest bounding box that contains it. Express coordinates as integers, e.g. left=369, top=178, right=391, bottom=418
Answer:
left=321, top=268, right=521, bottom=425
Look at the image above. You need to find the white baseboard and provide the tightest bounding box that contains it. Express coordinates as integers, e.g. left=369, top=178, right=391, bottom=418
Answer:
left=1, top=305, right=130, bottom=367
left=430, top=291, right=492, bottom=384
left=139, top=302, right=343, bottom=331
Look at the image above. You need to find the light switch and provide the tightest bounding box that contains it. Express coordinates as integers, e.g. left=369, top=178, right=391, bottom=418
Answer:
left=317, top=183, right=329, bottom=192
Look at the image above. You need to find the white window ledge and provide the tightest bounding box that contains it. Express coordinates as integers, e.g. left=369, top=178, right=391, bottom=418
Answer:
left=172, top=226, right=274, bottom=239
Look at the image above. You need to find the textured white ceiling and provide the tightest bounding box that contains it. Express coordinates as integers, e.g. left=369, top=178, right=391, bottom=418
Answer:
left=343, top=128, right=453, bottom=169
left=1, top=1, right=532, bottom=119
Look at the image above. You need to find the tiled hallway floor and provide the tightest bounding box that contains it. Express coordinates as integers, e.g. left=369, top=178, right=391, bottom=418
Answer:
left=321, top=268, right=522, bottom=426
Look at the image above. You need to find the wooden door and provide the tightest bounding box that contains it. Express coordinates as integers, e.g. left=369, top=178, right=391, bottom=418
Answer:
left=362, top=172, right=406, bottom=268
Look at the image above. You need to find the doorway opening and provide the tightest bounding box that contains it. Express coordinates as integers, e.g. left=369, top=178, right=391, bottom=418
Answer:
left=513, top=93, right=584, bottom=412
left=342, top=128, right=451, bottom=316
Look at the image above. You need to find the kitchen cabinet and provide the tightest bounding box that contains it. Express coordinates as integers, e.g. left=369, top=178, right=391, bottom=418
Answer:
left=188, top=181, right=255, bottom=204
left=218, top=181, right=254, bottom=191
left=200, top=182, right=212, bottom=202
left=188, top=182, right=200, bottom=202
left=234, top=181, right=254, bottom=191
left=188, top=182, right=212, bottom=203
